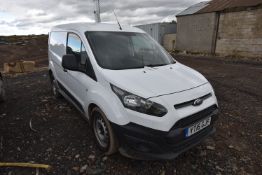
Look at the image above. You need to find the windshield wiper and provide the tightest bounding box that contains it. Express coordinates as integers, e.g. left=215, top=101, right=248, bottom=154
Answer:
left=144, top=63, right=168, bottom=67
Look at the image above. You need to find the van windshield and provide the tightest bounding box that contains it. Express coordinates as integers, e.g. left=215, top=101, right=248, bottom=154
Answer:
left=85, top=32, right=175, bottom=70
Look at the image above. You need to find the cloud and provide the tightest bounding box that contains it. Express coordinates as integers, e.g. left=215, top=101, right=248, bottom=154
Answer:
left=0, top=0, right=202, bottom=35
left=26, top=9, right=47, bottom=17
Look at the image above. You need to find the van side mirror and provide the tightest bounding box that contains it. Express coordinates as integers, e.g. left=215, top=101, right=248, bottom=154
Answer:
left=62, top=54, right=78, bottom=71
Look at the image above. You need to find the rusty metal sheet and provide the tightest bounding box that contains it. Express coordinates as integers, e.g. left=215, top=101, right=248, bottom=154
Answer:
left=197, top=0, right=262, bottom=13
left=176, top=1, right=210, bottom=16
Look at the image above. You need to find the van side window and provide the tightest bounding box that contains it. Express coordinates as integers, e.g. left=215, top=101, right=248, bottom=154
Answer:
left=67, top=33, right=96, bottom=81
left=67, top=33, right=81, bottom=63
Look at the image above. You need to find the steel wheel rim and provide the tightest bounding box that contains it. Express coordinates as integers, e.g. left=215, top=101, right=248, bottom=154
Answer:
left=93, top=115, right=109, bottom=148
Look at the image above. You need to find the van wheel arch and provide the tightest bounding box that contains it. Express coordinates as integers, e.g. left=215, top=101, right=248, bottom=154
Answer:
left=49, top=70, right=62, bottom=98
left=49, top=70, right=54, bottom=82
left=89, top=104, right=119, bottom=155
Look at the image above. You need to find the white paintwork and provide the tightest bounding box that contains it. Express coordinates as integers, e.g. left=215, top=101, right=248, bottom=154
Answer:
left=51, top=23, right=145, bottom=33
left=102, top=62, right=208, bottom=98
left=48, top=22, right=218, bottom=132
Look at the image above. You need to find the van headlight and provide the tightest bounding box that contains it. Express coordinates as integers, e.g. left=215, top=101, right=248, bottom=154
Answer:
left=111, top=84, right=167, bottom=117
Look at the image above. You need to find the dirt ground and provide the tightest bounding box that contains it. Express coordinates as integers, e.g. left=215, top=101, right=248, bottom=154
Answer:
left=0, top=35, right=48, bottom=69
left=0, top=47, right=262, bottom=174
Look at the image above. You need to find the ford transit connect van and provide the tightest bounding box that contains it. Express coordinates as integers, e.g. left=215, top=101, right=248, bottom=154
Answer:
left=48, top=23, right=218, bottom=160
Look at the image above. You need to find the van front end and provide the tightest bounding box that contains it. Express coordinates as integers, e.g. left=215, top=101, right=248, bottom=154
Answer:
left=112, top=105, right=218, bottom=160
left=109, top=82, right=218, bottom=160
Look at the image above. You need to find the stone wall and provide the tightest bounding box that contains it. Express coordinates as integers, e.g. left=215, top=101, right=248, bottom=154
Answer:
left=216, top=8, right=262, bottom=57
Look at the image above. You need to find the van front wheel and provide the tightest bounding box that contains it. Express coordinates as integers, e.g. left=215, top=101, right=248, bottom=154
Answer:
left=51, top=79, right=62, bottom=99
left=91, top=107, right=118, bottom=155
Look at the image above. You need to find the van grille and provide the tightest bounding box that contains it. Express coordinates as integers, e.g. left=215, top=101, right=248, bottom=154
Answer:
left=171, top=105, right=218, bottom=129
left=174, top=93, right=212, bottom=109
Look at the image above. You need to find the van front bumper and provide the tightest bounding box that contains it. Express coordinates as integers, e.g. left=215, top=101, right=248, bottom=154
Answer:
left=111, top=105, right=218, bottom=160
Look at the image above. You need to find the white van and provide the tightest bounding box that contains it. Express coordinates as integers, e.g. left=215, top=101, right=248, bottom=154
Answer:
left=48, top=23, right=218, bottom=160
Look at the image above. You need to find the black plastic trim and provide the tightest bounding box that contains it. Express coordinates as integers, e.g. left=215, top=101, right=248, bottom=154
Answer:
left=119, top=128, right=216, bottom=160
left=172, top=104, right=218, bottom=129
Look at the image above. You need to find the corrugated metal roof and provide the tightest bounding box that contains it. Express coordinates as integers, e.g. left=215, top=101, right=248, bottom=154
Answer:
left=176, top=1, right=210, bottom=16
left=197, top=0, right=262, bottom=13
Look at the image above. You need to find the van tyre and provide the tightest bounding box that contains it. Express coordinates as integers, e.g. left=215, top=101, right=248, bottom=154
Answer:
left=91, top=107, right=118, bottom=155
left=51, top=79, right=62, bottom=99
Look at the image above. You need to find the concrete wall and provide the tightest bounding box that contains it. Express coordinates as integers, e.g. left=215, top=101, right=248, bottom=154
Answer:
left=176, top=12, right=217, bottom=53
left=216, top=8, right=262, bottom=57
left=163, top=34, right=176, bottom=51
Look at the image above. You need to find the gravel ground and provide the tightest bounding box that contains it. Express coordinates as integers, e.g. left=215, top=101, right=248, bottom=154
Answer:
left=0, top=55, right=261, bottom=175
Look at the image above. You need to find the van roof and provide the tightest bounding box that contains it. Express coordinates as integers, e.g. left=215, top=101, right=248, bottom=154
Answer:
left=51, top=22, right=145, bottom=33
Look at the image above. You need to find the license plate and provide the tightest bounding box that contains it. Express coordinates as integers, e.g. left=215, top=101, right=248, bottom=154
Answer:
left=185, top=117, right=211, bottom=137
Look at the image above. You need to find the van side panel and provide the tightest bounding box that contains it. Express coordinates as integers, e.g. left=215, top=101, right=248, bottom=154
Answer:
left=49, top=31, right=68, bottom=87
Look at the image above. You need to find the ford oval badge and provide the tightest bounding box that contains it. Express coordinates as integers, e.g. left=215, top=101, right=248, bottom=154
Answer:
left=193, top=98, right=203, bottom=106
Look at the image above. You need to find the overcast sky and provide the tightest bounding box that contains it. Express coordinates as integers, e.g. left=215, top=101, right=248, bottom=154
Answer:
left=0, top=0, right=202, bottom=35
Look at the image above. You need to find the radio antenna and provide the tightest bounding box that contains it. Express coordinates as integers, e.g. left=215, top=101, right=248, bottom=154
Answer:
left=113, top=10, right=122, bottom=30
